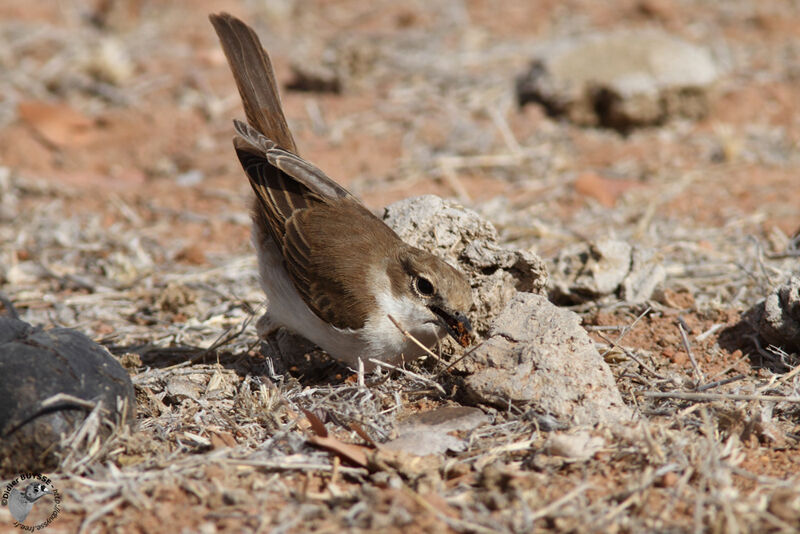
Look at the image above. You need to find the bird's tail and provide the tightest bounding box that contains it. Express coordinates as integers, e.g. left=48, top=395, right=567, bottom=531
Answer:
left=209, top=12, right=297, bottom=154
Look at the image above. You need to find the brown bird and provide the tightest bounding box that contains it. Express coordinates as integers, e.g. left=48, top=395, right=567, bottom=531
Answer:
left=210, top=13, right=472, bottom=370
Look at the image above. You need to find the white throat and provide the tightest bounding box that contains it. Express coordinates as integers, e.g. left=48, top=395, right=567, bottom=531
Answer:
left=361, top=272, right=443, bottom=361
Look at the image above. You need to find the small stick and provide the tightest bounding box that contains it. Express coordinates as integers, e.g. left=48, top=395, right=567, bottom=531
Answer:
left=528, top=483, right=592, bottom=522
left=190, top=313, right=253, bottom=364
left=368, top=358, right=446, bottom=395
left=774, top=362, right=800, bottom=387
left=596, top=332, right=664, bottom=379
left=599, top=306, right=651, bottom=358
left=356, top=358, right=366, bottom=389
left=677, top=319, right=705, bottom=384
left=585, top=325, right=626, bottom=332
left=644, top=391, right=800, bottom=403
left=78, top=496, right=126, bottom=534
left=695, top=323, right=725, bottom=342
left=437, top=343, right=480, bottom=377
left=221, top=458, right=367, bottom=477
left=329, top=455, right=340, bottom=488
left=41, top=393, right=98, bottom=410
left=487, top=105, right=523, bottom=155
left=696, top=374, right=746, bottom=392
left=386, top=314, right=443, bottom=362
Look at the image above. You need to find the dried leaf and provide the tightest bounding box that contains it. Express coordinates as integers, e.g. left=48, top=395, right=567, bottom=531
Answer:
left=307, top=434, right=371, bottom=468
left=302, top=409, right=328, bottom=437
left=209, top=429, right=237, bottom=449
left=544, top=431, right=605, bottom=461
left=304, top=410, right=371, bottom=468
left=349, top=421, right=377, bottom=446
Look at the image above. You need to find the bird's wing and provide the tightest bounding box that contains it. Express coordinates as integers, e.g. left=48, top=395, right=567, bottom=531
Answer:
left=237, top=127, right=397, bottom=330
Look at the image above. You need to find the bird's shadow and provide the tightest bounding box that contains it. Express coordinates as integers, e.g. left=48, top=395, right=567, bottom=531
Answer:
left=103, top=327, right=352, bottom=387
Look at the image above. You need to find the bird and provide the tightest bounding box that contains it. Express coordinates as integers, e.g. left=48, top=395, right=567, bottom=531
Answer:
left=8, top=482, right=52, bottom=523
left=209, top=13, right=473, bottom=371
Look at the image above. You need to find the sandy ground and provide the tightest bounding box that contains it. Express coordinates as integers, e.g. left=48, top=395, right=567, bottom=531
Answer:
left=1, top=0, right=799, bottom=532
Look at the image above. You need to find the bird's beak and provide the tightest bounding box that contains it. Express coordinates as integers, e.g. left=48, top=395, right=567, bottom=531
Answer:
left=430, top=305, right=473, bottom=347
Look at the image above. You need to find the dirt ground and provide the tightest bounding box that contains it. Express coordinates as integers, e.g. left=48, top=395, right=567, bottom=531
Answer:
left=1, top=0, right=799, bottom=532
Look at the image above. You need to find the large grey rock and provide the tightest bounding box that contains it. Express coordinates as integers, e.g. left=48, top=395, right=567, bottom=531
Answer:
left=517, top=30, right=718, bottom=130
left=462, top=293, right=630, bottom=425
left=383, top=195, right=548, bottom=334
left=747, top=276, right=800, bottom=353
left=0, top=317, right=136, bottom=475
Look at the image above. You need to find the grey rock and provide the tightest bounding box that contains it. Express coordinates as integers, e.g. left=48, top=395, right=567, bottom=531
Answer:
left=383, top=195, right=548, bottom=333
left=622, top=246, right=667, bottom=304
left=748, top=276, right=800, bottom=353
left=463, top=293, right=630, bottom=425
left=551, top=239, right=664, bottom=304
left=517, top=30, right=718, bottom=130
left=0, top=317, right=136, bottom=476
left=382, top=406, right=489, bottom=456
left=544, top=431, right=606, bottom=461
left=552, top=239, right=632, bottom=300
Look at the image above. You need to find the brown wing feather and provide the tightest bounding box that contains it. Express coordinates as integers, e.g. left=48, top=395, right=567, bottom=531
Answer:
left=239, top=142, right=397, bottom=329
left=283, top=201, right=402, bottom=330
left=234, top=120, right=354, bottom=201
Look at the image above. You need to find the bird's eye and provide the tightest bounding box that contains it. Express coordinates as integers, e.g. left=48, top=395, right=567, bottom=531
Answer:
left=414, top=276, right=435, bottom=297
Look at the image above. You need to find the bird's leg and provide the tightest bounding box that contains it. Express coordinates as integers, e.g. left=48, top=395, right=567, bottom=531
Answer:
left=256, top=312, right=288, bottom=378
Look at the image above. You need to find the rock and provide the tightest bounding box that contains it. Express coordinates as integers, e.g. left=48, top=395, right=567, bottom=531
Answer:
left=551, top=239, right=664, bottom=304
left=383, top=195, right=548, bottom=334
left=544, top=430, right=605, bottom=461
left=516, top=30, right=718, bottom=130
left=382, top=406, right=490, bottom=456
left=553, top=240, right=632, bottom=299
left=287, top=61, right=342, bottom=94
left=462, top=293, right=630, bottom=425
left=0, top=317, right=136, bottom=476
left=746, top=276, right=800, bottom=353
left=621, top=246, right=667, bottom=304
left=287, top=34, right=380, bottom=93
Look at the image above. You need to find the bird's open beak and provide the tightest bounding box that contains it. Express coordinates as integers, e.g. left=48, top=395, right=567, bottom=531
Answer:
left=430, top=305, right=473, bottom=347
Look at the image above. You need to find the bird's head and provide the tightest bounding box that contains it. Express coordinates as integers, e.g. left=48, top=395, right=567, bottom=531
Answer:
left=389, top=246, right=474, bottom=347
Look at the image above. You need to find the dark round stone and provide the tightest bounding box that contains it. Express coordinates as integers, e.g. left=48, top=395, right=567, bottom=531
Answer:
left=0, top=317, right=136, bottom=476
